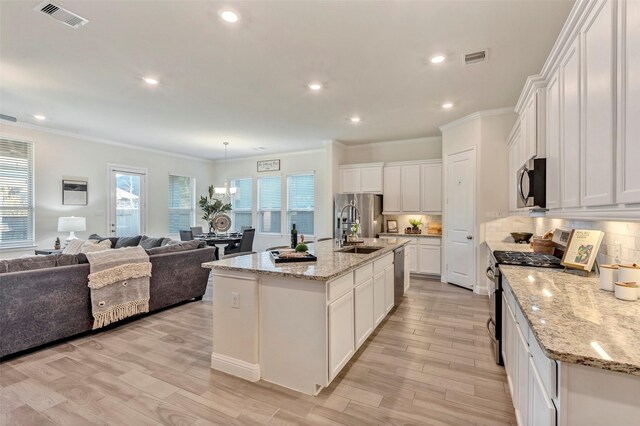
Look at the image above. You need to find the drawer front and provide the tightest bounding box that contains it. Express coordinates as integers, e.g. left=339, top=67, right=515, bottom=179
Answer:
left=355, top=263, right=374, bottom=285
left=419, top=237, right=441, bottom=246
left=374, top=253, right=393, bottom=274
left=529, top=335, right=557, bottom=399
left=503, top=282, right=516, bottom=313
left=328, top=272, right=354, bottom=302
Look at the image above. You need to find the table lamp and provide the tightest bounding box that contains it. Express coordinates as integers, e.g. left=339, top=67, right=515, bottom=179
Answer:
left=58, top=216, right=86, bottom=244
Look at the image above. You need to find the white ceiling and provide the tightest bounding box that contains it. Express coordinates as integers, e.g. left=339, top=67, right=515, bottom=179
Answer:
left=0, top=1, right=574, bottom=159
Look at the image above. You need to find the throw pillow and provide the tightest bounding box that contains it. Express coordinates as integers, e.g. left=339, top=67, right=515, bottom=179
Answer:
left=115, top=235, right=142, bottom=248
left=139, top=235, right=164, bottom=249
left=145, top=239, right=201, bottom=256
left=62, top=239, right=86, bottom=255
left=80, top=239, right=112, bottom=253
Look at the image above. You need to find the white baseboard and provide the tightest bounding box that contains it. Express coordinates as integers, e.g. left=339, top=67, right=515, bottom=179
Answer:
left=211, top=352, right=261, bottom=382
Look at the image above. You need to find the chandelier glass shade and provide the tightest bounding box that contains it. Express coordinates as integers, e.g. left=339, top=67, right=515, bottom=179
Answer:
left=214, top=142, right=237, bottom=198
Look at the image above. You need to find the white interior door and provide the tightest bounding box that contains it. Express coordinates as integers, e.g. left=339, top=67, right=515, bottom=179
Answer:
left=446, top=149, right=476, bottom=290
left=108, top=165, right=147, bottom=237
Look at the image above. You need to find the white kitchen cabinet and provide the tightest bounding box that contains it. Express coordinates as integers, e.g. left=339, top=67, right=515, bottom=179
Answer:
left=528, top=358, right=557, bottom=426
left=328, top=290, right=354, bottom=381
left=339, top=164, right=383, bottom=194
left=546, top=68, right=561, bottom=210
left=404, top=249, right=410, bottom=293
left=507, top=125, right=522, bottom=213
left=383, top=166, right=402, bottom=213
left=406, top=240, right=418, bottom=273
left=384, top=266, right=394, bottom=313
left=560, top=36, right=581, bottom=208
left=418, top=242, right=441, bottom=275
left=503, top=292, right=517, bottom=397
left=401, top=165, right=421, bottom=212
left=373, top=271, right=386, bottom=326
left=580, top=0, right=616, bottom=207
left=420, top=163, right=442, bottom=213
left=524, top=92, right=538, bottom=161
left=617, top=0, right=640, bottom=204
left=515, top=319, right=530, bottom=426
left=354, top=278, right=374, bottom=349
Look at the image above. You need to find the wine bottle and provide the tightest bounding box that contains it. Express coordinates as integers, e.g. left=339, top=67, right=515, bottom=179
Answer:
left=290, top=224, right=298, bottom=249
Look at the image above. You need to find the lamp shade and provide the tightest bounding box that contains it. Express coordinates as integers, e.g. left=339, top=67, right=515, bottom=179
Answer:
left=57, top=216, right=86, bottom=232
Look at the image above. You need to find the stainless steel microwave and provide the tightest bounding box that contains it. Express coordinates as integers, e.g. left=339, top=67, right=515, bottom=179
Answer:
left=517, top=158, right=546, bottom=209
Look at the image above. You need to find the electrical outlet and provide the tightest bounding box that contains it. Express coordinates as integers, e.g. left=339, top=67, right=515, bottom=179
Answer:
left=231, top=292, right=239, bottom=309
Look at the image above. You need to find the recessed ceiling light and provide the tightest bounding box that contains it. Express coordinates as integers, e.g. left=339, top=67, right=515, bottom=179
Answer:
left=308, top=82, right=323, bottom=91
left=430, top=55, right=446, bottom=64
left=442, top=102, right=454, bottom=109
left=33, top=114, right=46, bottom=120
left=219, top=9, right=240, bottom=23
left=350, top=116, right=361, bottom=123
left=143, top=77, right=159, bottom=85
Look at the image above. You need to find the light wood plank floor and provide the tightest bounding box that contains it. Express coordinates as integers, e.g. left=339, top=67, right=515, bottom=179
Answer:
left=1, top=277, right=516, bottom=425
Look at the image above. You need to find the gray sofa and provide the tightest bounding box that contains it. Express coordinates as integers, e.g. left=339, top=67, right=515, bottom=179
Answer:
left=0, top=245, right=216, bottom=358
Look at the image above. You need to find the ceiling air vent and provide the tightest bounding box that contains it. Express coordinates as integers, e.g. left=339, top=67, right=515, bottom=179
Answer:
left=464, top=50, right=488, bottom=65
left=34, top=1, right=88, bottom=28
left=0, top=114, right=17, bottom=123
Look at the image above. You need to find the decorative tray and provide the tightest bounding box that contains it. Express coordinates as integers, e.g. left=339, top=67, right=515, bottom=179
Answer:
left=270, top=251, right=317, bottom=263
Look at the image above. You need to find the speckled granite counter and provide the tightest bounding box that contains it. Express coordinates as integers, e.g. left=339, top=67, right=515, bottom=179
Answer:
left=500, top=265, right=640, bottom=375
left=202, top=238, right=410, bottom=282
left=380, top=232, right=442, bottom=238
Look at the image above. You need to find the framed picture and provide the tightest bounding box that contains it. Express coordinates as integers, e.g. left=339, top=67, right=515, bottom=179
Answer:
left=62, top=179, right=88, bottom=205
left=386, top=220, right=398, bottom=233
left=257, top=159, right=280, bottom=172
left=561, top=229, right=604, bottom=272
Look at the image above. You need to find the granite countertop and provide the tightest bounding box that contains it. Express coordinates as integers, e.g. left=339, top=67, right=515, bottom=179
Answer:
left=202, top=238, right=410, bottom=282
left=379, top=232, right=442, bottom=238
left=500, top=265, right=640, bottom=375
left=486, top=240, right=533, bottom=253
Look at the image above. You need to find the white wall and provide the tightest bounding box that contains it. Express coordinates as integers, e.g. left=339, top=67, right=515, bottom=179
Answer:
left=343, top=136, right=441, bottom=164
left=210, top=148, right=330, bottom=252
left=0, top=123, right=215, bottom=259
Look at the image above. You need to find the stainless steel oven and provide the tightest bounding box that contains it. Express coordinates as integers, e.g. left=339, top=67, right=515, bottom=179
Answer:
left=517, top=158, right=547, bottom=209
left=486, top=253, right=503, bottom=365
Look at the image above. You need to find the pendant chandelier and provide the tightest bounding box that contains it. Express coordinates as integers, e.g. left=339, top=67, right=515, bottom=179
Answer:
left=214, top=142, right=237, bottom=198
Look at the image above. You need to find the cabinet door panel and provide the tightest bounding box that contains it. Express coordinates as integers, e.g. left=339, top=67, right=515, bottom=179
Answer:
left=354, top=279, right=374, bottom=349
left=581, top=0, right=615, bottom=206
left=515, top=321, right=530, bottom=426
left=526, top=94, right=538, bottom=160
left=546, top=70, right=561, bottom=209
left=383, top=166, right=402, bottom=212
left=373, top=271, right=386, bottom=326
left=404, top=252, right=410, bottom=293
left=407, top=243, right=418, bottom=273
left=341, top=168, right=361, bottom=194
left=385, top=267, right=394, bottom=313
left=528, top=359, right=557, bottom=426
left=617, top=0, right=640, bottom=203
left=561, top=37, right=581, bottom=208
left=401, top=165, right=421, bottom=212
left=421, top=163, right=442, bottom=213
left=360, top=167, right=383, bottom=193
left=328, top=291, right=354, bottom=381
left=418, top=245, right=441, bottom=275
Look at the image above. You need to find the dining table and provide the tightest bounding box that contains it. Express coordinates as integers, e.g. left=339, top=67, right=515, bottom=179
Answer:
left=195, top=234, right=242, bottom=248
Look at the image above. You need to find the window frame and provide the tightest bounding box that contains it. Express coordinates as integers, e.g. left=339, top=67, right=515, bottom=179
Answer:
left=286, top=172, right=315, bottom=237
left=256, top=174, right=283, bottom=235
left=167, top=174, right=196, bottom=234
left=0, top=137, right=35, bottom=250
left=230, top=176, right=253, bottom=231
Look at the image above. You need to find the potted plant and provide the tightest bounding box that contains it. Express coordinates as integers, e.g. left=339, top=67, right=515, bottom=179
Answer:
left=348, top=220, right=359, bottom=242
left=408, top=217, right=423, bottom=234
left=199, top=185, right=232, bottom=234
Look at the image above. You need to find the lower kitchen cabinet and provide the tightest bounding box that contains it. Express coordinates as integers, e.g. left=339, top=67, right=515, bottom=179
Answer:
left=529, top=358, right=556, bottom=426
left=384, top=266, right=394, bottom=312
left=373, top=270, right=386, bottom=326
left=354, top=278, right=374, bottom=349
left=407, top=241, right=418, bottom=273
left=328, top=290, right=354, bottom=381
left=418, top=244, right=441, bottom=275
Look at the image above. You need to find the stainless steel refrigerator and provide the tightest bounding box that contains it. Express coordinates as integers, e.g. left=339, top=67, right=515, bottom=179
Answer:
left=334, top=194, right=383, bottom=239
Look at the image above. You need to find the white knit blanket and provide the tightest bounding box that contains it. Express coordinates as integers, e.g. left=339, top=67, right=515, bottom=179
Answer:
left=85, top=246, right=152, bottom=329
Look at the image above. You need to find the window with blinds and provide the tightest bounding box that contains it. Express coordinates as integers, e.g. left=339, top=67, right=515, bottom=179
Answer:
left=287, top=173, right=315, bottom=235
left=257, top=176, right=281, bottom=233
left=168, top=175, right=195, bottom=234
left=0, top=139, right=35, bottom=249
left=231, top=178, right=252, bottom=231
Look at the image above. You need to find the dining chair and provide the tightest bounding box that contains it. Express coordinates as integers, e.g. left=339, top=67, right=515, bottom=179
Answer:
left=225, top=228, right=255, bottom=254
left=190, top=226, right=204, bottom=237
left=179, top=230, right=194, bottom=241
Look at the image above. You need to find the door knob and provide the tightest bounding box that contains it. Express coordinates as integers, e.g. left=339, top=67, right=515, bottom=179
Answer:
left=467, top=235, right=473, bottom=240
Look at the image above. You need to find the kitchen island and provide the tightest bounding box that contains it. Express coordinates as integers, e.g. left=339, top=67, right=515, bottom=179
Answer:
left=202, top=238, right=409, bottom=395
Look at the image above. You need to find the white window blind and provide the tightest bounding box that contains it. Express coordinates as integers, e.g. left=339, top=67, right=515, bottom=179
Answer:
left=231, top=178, right=252, bottom=231
left=168, top=175, right=195, bottom=233
left=287, top=173, right=315, bottom=235
left=257, top=176, right=281, bottom=233
left=0, top=139, right=34, bottom=249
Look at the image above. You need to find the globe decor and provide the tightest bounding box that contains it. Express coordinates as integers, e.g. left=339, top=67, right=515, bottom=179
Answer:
left=199, top=185, right=232, bottom=234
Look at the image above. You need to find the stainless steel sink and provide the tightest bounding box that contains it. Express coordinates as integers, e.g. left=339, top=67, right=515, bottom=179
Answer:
left=337, top=246, right=382, bottom=255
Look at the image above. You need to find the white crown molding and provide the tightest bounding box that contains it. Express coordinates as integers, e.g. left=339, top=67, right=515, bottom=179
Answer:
left=438, top=106, right=515, bottom=132
left=338, top=162, right=385, bottom=169
left=211, top=147, right=326, bottom=164
left=0, top=121, right=215, bottom=164
left=341, top=136, right=441, bottom=151
left=383, top=158, right=442, bottom=167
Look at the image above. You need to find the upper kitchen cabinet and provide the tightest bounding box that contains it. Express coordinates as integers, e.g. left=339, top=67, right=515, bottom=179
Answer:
left=507, top=122, right=522, bottom=213
left=515, top=76, right=546, bottom=163
left=580, top=0, right=616, bottom=207
left=383, top=166, right=401, bottom=213
left=545, top=68, right=561, bottom=210
left=617, top=0, right=640, bottom=204
left=560, top=36, right=581, bottom=208
left=339, top=163, right=383, bottom=194
left=401, top=165, right=421, bottom=212
left=421, top=163, right=442, bottom=213
left=382, top=160, right=442, bottom=214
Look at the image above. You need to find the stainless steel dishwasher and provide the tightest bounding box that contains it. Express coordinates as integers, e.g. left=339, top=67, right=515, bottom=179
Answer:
left=393, top=246, right=405, bottom=306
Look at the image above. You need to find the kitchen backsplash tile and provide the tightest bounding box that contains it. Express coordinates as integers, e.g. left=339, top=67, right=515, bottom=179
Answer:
left=485, top=216, right=535, bottom=243
left=535, top=218, right=640, bottom=265
left=383, top=214, right=442, bottom=233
